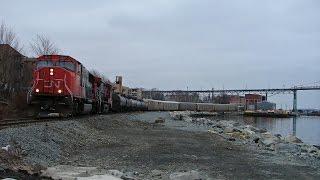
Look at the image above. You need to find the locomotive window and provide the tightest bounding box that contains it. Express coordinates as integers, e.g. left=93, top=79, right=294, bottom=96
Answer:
left=36, top=60, right=54, bottom=69
left=57, top=61, right=76, bottom=71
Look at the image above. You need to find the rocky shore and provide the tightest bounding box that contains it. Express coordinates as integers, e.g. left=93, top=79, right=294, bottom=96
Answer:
left=0, top=112, right=319, bottom=179
left=170, top=111, right=320, bottom=161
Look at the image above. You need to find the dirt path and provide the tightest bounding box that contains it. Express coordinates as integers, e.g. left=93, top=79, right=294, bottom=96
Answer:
left=66, top=112, right=320, bottom=179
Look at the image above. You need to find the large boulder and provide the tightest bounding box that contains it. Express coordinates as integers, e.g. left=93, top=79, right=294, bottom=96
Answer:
left=107, top=170, right=123, bottom=178
left=223, top=127, right=234, bottom=133
left=242, top=127, right=256, bottom=135
left=169, top=170, right=201, bottom=180
left=275, top=143, right=300, bottom=154
left=170, top=111, right=193, bottom=122
left=300, top=145, right=319, bottom=154
left=212, top=127, right=224, bottom=134
left=284, top=135, right=303, bottom=144
left=256, top=128, right=268, bottom=133
left=151, top=169, right=163, bottom=177
left=258, top=132, right=282, bottom=149
left=260, top=138, right=276, bottom=147
left=121, top=172, right=138, bottom=180
left=226, top=131, right=250, bottom=140
left=217, top=120, right=235, bottom=128
left=263, top=132, right=281, bottom=141
left=154, top=117, right=165, bottom=124
left=244, top=125, right=258, bottom=132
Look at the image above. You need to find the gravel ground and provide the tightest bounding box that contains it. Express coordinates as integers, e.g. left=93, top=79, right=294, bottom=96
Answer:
left=0, top=112, right=319, bottom=179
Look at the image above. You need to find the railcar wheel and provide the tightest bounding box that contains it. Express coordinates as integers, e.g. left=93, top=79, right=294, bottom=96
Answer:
left=72, top=102, right=79, bottom=116
left=102, top=104, right=109, bottom=114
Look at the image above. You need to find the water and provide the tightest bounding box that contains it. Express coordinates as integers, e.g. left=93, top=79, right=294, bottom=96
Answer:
left=130, top=112, right=320, bottom=146
left=216, top=115, right=320, bottom=145
left=245, top=116, right=320, bottom=146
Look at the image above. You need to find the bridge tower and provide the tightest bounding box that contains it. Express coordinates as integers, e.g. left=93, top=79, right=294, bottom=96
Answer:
left=293, top=90, right=298, bottom=114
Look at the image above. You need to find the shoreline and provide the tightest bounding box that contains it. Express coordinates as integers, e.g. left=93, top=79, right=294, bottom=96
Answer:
left=0, top=112, right=319, bottom=179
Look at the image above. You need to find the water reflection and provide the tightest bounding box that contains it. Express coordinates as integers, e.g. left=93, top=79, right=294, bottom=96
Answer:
left=183, top=113, right=320, bottom=145
left=242, top=116, right=320, bottom=145
left=293, top=117, right=296, bottom=136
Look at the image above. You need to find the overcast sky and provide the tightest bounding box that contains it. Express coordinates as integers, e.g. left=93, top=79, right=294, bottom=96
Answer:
left=1, top=0, right=319, bottom=108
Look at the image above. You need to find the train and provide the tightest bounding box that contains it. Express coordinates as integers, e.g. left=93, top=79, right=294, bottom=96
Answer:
left=144, top=99, right=239, bottom=112
left=26, top=54, right=239, bottom=117
left=27, top=55, right=146, bottom=116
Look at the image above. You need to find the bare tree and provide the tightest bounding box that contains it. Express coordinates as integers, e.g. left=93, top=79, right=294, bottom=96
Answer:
left=0, top=21, right=23, bottom=52
left=30, top=34, right=59, bottom=56
left=0, top=22, right=24, bottom=101
left=90, top=69, right=110, bottom=82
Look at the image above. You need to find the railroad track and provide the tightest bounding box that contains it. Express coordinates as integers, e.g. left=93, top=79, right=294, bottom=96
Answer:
left=0, top=117, right=62, bottom=128
left=0, top=114, right=101, bottom=128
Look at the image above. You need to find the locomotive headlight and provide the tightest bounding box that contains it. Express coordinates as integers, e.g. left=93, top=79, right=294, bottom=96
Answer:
left=50, top=69, right=54, bottom=76
left=58, top=89, right=62, bottom=94
left=35, top=88, right=39, bottom=93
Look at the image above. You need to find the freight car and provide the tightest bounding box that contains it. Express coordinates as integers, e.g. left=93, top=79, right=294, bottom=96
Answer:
left=179, top=102, right=198, bottom=111
left=111, top=94, right=146, bottom=112
left=197, top=103, right=215, bottom=112
left=27, top=55, right=113, bottom=116
left=144, top=99, right=164, bottom=111
left=144, top=99, right=181, bottom=111
left=144, top=99, right=239, bottom=112
left=163, top=101, right=179, bottom=111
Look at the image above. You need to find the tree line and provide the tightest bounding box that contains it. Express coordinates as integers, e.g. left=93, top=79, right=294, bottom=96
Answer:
left=0, top=22, right=110, bottom=104
left=0, top=21, right=60, bottom=56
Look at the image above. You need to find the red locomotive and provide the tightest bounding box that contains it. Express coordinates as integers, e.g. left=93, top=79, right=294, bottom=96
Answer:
left=27, top=55, right=113, bottom=116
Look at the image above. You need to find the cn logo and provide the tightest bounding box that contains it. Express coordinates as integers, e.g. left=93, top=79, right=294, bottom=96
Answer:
left=44, top=80, right=61, bottom=88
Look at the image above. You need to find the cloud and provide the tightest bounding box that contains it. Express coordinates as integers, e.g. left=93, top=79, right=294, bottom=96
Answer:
left=1, top=0, right=319, bottom=108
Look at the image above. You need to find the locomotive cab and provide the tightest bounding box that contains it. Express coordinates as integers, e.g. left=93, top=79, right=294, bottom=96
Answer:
left=28, top=55, right=114, bottom=117
left=28, top=55, right=88, bottom=116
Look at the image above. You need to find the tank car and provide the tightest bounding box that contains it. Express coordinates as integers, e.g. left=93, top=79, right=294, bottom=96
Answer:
left=112, top=94, right=146, bottom=112
left=111, top=94, right=127, bottom=112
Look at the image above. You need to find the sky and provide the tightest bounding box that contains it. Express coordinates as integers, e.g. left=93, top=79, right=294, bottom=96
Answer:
left=1, top=0, right=319, bottom=109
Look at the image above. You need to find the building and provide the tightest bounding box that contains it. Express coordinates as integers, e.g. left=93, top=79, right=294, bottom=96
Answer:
left=113, top=76, right=143, bottom=100
left=130, top=88, right=143, bottom=100
left=229, top=95, right=246, bottom=105
left=245, top=94, right=266, bottom=105
left=0, top=44, right=25, bottom=85
left=0, top=44, right=33, bottom=100
left=113, top=76, right=123, bottom=94
left=244, top=94, right=275, bottom=110
left=256, top=101, right=276, bottom=111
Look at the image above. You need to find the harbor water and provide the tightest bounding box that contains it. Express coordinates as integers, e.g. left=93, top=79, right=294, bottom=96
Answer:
left=134, top=112, right=320, bottom=146
left=189, top=113, right=320, bottom=145
left=244, top=116, right=320, bottom=146
left=221, top=115, right=320, bottom=145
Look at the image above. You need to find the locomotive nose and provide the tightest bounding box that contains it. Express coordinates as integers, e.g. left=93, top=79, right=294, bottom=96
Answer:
left=33, top=67, right=67, bottom=96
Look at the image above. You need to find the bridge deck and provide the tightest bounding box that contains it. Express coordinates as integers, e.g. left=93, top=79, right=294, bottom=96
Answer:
left=144, top=86, right=320, bottom=94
